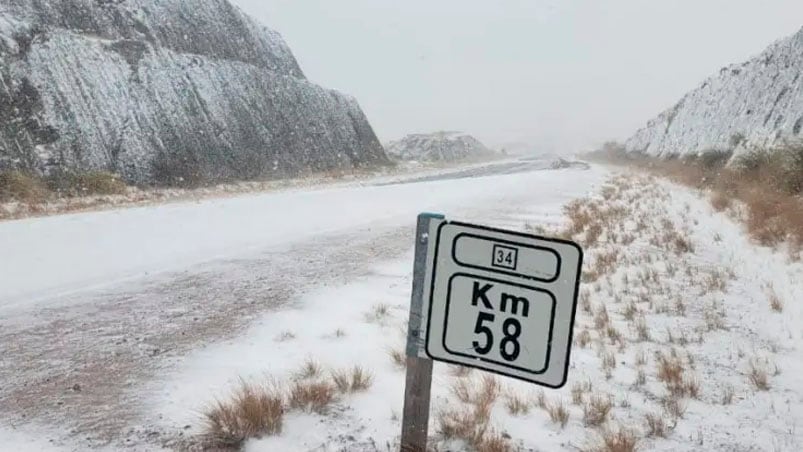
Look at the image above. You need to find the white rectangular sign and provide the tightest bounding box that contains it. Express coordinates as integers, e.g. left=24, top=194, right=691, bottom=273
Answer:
left=422, top=220, right=583, bottom=388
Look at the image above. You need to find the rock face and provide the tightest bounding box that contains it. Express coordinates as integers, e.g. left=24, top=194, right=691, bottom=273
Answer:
left=626, top=27, right=803, bottom=160
left=0, top=0, right=388, bottom=184
left=386, top=131, right=491, bottom=162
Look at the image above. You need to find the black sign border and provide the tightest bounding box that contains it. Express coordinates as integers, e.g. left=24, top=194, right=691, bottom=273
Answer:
left=440, top=272, right=557, bottom=375
left=425, top=220, right=584, bottom=389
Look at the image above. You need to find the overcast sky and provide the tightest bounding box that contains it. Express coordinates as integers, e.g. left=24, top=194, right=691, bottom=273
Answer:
left=231, top=0, right=803, bottom=152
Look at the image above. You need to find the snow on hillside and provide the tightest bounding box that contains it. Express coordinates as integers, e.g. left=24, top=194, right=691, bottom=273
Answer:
left=626, top=27, right=803, bottom=159
left=0, top=0, right=387, bottom=183
left=386, top=131, right=493, bottom=162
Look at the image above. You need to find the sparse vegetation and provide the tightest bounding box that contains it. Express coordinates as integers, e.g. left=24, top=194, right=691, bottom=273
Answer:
left=274, top=330, right=296, bottom=342
left=203, top=380, right=284, bottom=447
left=747, top=359, right=771, bottom=391
left=584, top=424, right=640, bottom=452
left=720, top=384, right=735, bottom=404
left=288, top=380, right=336, bottom=413
left=546, top=398, right=570, bottom=428
left=767, top=286, right=784, bottom=312
left=365, top=303, right=392, bottom=323
left=0, top=170, right=48, bottom=203
left=389, top=347, right=407, bottom=369
left=644, top=412, right=667, bottom=438
left=294, top=358, right=324, bottom=380
left=330, top=366, right=373, bottom=393
left=504, top=392, right=530, bottom=416
left=587, top=143, right=803, bottom=255
left=583, top=394, right=613, bottom=426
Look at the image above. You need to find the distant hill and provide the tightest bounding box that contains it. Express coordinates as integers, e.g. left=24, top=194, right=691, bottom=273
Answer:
left=386, top=131, right=492, bottom=162
left=0, top=0, right=388, bottom=185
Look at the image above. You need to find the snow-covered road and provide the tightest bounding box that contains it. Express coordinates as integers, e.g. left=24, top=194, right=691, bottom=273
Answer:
left=0, top=161, right=608, bottom=450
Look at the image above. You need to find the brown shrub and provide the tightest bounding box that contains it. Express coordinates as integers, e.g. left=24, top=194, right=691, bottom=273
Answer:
left=710, top=191, right=731, bottom=211
left=584, top=425, right=640, bottom=452
left=294, top=358, right=324, bottom=380
left=0, top=170, right=48, bottom=203
left=389, top=348, right=407, bottom=369
left=66, top=171, right=128, bottom=196
left=583, top=394, right=613, bottom=426
left=436, top=405, right=512, bottom=452
left=590, top=148, right=803, bottom=254
left=203, top=380, right=284, bottom=446
left=330, top=366, right=373, bottom=393
left=747, top=359, right=771, bottom=391
left=644, top=412, right=667, bottom=438
left=288, top=380, right=336, bottom=413
left=546, top=398, right=570, bottom=428
left=767, top=286, right=784, bottom=312
left=504, top=392, right=530, bottom=416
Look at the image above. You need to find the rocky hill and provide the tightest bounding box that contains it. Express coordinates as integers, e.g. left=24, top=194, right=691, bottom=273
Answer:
left=0, top=0, right=388, bottom=185
left=626, top=27, right=803, bottom=160
left=386, top=131, right=492, bottom=162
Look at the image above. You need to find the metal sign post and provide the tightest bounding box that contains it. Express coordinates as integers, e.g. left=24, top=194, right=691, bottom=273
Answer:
left=400, top=213, right=583, bottom=451
left=400, top=213, right=443, bottom=452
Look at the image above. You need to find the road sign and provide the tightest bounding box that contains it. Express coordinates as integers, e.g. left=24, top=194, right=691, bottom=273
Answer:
left=422, top=220, right=583, bottom=388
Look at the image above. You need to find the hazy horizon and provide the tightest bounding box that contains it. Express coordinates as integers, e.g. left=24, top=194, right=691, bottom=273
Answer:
left=231, top=1, right=803, bottom=153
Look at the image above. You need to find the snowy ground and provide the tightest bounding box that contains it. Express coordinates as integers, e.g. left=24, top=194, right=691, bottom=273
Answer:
left=0, top=159, right=603, bottom=450
left=1, top=162, right=801, bottom=451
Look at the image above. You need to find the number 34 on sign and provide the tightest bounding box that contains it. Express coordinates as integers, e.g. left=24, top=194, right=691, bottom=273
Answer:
left=420, top=220, right=583, bottom=388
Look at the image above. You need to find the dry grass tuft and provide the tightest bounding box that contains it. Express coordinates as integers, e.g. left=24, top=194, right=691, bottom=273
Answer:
left=437, top=407, right=512, bottom=452
left=288, top=380, right=336, bottom=413
left=576, top=329, right=592, bottom=348
left=634, top=369, right=647, bottom=387
left=581, top=290, right=593, bottom=314
left=365, top=303, right=392, bottom=323
left=767, top=286, right=784, bottom=312
left=584, top=425, right=640, bottom=452
left=644, top=412, right=667, bottom=438
left=747, top=359, right=771, bottom=391
left=274, top=330, right=296, bottom=342
left=663, top=395, right=687, bottom=419
left=203, top=380, right=284, bottom=446
left=504, top=392, right=530, bottom=416
left=583, top=394, right=613, bottom=427
left=450, top=375, right=500, bottom=411
left=534, top=389, right=547, bottom=409
left=703, top=302, right=726, bottom=331
left=720, top=384, right=735, bottom=404
left=633, top=316, right=650, bottom=342
left=330, top=366, right=373, bottom=393
left=594, top=304, right=610, bottom=330
left=389, top=348, right=407, bottom=369
left=546, top=398, right=570, bottom=428
left=656, top=350, right=699, bottom=397
left=0, top=171, right=48, bottom=203
left=571, top=381, right=592, bottom=405
left=294, top=358, right=324, bottom=380
left=601, top=351, right=617, bottom=379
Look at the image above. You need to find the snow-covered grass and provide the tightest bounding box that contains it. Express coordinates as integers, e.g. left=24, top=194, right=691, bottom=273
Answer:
left=148, top=171, right=803, bottom=451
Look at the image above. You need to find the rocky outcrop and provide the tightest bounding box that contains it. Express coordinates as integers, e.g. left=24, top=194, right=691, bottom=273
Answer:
left=0, top=0, right=388, bottom=184
left=386, top=131, right=492, bottom=162
left=626, top=27, right=803, bottom=160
